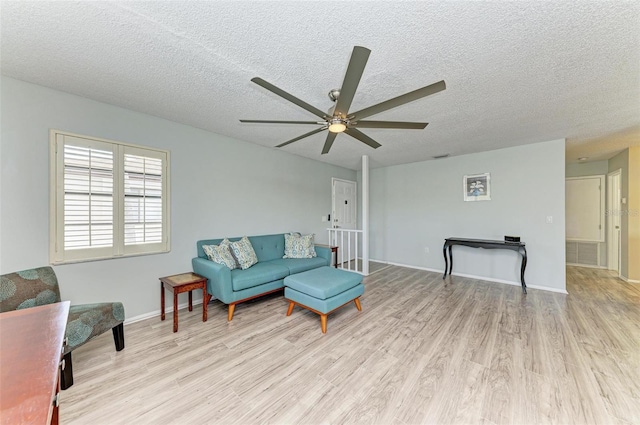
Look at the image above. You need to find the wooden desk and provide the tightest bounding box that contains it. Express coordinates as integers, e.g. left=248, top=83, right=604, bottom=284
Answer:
left=160, top=273, right=211, bottom=332
left=0, top=301, right=70, bottom=425
left=442, top=238, right=528, bottom=293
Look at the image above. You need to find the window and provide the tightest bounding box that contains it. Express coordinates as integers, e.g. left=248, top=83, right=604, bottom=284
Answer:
left=50, top=130, right=170, bottom=264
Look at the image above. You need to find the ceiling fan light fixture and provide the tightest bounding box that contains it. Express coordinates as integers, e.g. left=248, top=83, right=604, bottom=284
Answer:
left=328, top=119, right=347, bottom=133
left=242, top=46, right=446, bottom=154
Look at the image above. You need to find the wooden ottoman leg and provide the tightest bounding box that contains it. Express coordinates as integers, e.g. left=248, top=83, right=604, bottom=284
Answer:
left=320, top=314, right=327, bottom=333
left=354, top=297, right=362, bottom=311
left=286, top=301, right=295, bottom=316
left=228, top=304, right=236, bottom=321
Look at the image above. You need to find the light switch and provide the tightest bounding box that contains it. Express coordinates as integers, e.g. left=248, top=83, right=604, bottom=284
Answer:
left=546, top=216, right=553, bottom=224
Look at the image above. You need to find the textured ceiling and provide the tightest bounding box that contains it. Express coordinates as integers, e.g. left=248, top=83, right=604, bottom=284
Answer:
left=1, top=1, right=639, bottom=170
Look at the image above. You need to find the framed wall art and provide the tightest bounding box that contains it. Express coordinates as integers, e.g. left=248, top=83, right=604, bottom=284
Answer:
left=463, top=173, right=491, bottom=201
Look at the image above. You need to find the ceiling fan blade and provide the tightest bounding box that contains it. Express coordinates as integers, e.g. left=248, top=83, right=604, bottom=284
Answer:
left=353, top=120, right=428, bottom=129
left=333, top=46, right=370, bottom=118
left=344, top=128, right=382, bottom=149
left=240, top=120, right=320, bottom=125
left=350, top=80, right=446, bottom=120
left=276, top=127, right=327, bottom=148
left=321, top=132, right=338, bottom=155
left=251, top=78, right=328, bottom=119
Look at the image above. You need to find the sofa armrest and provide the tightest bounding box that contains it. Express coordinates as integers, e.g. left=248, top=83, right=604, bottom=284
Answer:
left=192, top=257, right=233, bottom=304
left=315, top=245, right=331, bottom=266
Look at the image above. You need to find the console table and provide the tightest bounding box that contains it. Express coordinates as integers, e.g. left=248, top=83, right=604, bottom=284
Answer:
left=442, top=238, right=528, bottom=293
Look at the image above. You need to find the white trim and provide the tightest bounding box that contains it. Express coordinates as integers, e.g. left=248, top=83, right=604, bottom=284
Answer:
left=620, top=275, right=640, bottom=284
left=124, top=298, right=208, bottom=325
left=607, top=169, right=622, bottom=274
left=566, top=263, right=608, bottom=270
left=382, top=260, right=569, bottom=294
left=362, top=155, right=369, bottom=276
left=49, top=129, right=171, bottom=265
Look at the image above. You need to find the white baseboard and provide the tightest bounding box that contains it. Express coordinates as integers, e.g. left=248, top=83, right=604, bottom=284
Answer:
left=566, top=263, right=607, bottom=269
left=124, top=298, right=207, bottom=325
left=382, top=260, right=569, bottom=295
left=620, top=275, right=640, bottom=284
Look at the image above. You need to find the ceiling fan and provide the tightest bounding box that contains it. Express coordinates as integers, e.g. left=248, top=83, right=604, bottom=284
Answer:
left=240, top=46, right=446, bottom=155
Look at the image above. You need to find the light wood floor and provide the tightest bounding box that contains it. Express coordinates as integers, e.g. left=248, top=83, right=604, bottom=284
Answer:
left=60, top=266, right=640, bottom=424
left=338, top=259, right=392, bottom=274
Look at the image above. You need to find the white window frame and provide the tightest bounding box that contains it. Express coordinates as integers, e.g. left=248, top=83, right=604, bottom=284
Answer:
left=50, top=130, right=171, bottom=264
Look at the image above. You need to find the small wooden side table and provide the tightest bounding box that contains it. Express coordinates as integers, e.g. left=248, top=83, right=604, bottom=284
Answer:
left=317, top=244, right=339, bottom=268
left=159, top=272, right=211, bottom=332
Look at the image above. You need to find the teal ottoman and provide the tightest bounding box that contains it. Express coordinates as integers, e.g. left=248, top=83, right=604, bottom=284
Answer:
left=284, top=266, right=364, bottom=333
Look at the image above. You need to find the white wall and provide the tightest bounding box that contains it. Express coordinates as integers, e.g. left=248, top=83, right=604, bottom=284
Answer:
left=368, top=139, right=567, bottom=292
left=565, top=160, right=608, bottom=178
left=0, top=77, right=355, bottom=318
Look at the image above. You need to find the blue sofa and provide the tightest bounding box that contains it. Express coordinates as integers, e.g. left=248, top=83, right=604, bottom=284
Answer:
left=192, top=234, right=330, bottom=320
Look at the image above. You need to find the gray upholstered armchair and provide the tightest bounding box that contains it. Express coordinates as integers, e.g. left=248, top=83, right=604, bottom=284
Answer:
left=0, top=266, right=125, bottom=389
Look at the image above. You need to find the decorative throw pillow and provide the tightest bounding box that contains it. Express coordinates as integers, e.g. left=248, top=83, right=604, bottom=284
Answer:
left=229, top=236, right=258, bottom=270
left=283, top=233, right=317, bottom=259
left=202, top=239, right=237, bottom=270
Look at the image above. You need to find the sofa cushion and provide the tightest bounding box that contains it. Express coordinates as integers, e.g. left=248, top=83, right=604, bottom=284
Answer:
left=284, top=266, right=362, bottom=300
left=269, top=257, right=328, bottom=275
left=229, top=236, right=258, bottom=270
left=248, top=234, right=285, bottom=262
left=231, top=262, right=290, bottom=291
left=285, top=283, right=364, bottom=314
left=283, top=233, right=317, bottom=259
left=202, top=239, right=237, bottom=269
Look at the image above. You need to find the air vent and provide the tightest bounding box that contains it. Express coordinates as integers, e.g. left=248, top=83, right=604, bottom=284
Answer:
left=566, top=241, right=599, bottom=266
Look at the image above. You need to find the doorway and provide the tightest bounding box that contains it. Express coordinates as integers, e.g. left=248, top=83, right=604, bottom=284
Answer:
left=331, top=178, right=357, bottom=264
left=607, top=169, right=622, bottom=275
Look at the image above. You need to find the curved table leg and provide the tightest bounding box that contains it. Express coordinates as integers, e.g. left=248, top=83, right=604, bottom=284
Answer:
left=448, top=245, right=453, bottom=276
left=443, top=242, right=449, bottom=279
left=520, top=247, right=528, bottom=294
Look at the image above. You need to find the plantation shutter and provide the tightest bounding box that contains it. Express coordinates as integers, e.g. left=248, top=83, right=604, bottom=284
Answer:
left=51, top=131, right=170, bottom=264
left=64, top=144, right=114, bottom=250
left=51, top=135, right=117, bottom=263
left=123, top=150, right=164, bottom=247
left=117, top=144, right=168, bottom=256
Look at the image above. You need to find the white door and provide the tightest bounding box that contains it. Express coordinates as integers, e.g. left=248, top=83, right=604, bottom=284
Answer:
left=566, top=176, right=605, bottom=242
left=607, top=170, right=622, bottom=274
left=332, top=178, right=357, bottom=264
